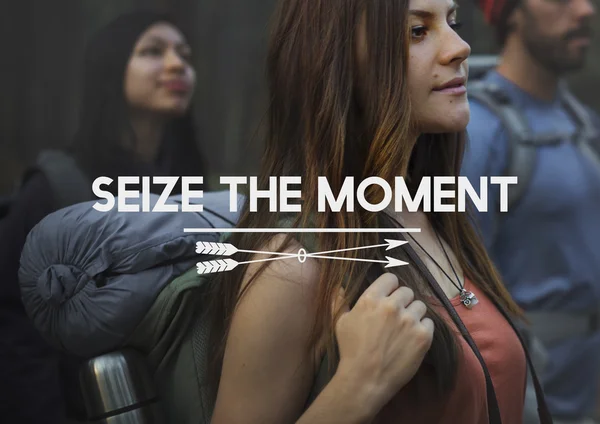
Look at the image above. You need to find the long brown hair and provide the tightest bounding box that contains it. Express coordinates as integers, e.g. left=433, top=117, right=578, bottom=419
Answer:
left=207, top=0, right=522, bottom=402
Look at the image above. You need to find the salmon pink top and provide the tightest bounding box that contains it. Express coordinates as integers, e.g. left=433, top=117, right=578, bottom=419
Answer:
left=373, top=278, right=527, bottom=423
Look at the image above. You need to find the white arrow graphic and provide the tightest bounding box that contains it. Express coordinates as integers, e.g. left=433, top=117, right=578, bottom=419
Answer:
left=385, top=257, right=409, bottom=268
left=196, top=258, right=239, bottom=274
left=307, top=255, right=409, bottom=268
left=315, top=239, right=408, bottom=255
left=195, top=239, right=410, bottom=275
left=196, top=242, right=238, bottom=256
left=195, top=239, right=408, bottom=257
left=384, top=239, right=408, bottom=250
left=196, top=242, right=310, bottom=257
left=196, top=255, right=407, bottom=275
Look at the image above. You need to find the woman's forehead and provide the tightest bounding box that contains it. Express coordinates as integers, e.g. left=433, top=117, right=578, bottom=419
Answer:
left=136, top=22, right=188, bottom=46
left=408, top=0, right=458, bottom=15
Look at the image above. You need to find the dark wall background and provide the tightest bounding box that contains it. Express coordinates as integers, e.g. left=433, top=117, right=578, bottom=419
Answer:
left=1, top=0, right=598, bottom=194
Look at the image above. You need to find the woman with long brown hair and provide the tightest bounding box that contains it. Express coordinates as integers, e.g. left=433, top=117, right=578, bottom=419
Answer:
left=206, top=0, right=548, bottom=422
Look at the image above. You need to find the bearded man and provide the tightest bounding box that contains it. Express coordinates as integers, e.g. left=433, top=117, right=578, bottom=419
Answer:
left=461, top=0, right=600, bottom=422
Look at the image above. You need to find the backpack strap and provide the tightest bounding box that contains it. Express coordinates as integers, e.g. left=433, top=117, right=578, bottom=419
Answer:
left=468, top=81, right=597, bottom=214
left=467, top=82, right=538, bottom=212
left=27, top=149, right=94, bottom=210
left=402, top=243, right=501, bottom=424
left=559, top=84, right=600, bottom=170
left=467, top=81, right=568, bottom=248
left=560, top=82, right=598, bottom=142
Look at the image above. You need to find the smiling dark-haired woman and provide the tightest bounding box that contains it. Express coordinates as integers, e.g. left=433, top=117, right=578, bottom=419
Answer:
left=0, top=10, right=205, bottom=423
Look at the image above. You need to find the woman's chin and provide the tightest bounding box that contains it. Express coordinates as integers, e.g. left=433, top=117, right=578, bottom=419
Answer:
left=445, top=115, right=470, bottom=133
left=420, top=114, right=470, bottom=134
left=415, top=102, right=470, bottom=134
left=152, top=103, right=191, bottom=118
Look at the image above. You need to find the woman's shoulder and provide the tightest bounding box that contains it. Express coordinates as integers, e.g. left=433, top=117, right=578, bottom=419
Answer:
left=226, top=233, right=323, bottom=363
left=243, top=233, right=321, bottom=294
left=212, top=232, right=324, bottom=423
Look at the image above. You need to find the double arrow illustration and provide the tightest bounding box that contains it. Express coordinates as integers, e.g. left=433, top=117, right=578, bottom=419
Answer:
left=196, top=239, right=410, bottom=275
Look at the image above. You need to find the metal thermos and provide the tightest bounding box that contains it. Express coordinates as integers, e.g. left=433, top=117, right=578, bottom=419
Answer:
left=79, top=349, right=165, bottom=424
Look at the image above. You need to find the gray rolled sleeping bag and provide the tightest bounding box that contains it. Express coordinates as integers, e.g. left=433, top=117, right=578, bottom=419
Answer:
left=18, top=191, right=244, bottom=358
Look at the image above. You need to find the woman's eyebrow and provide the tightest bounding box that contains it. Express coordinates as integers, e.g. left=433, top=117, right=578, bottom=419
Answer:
left=141, top=36, right=189, bottom=49
left=409, top=2, right=459, bottom=19
left=141, top=36, right=166, bottom=45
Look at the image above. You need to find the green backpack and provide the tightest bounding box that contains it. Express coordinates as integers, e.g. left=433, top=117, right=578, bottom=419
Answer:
left=115, top=234, right=332, bottom=424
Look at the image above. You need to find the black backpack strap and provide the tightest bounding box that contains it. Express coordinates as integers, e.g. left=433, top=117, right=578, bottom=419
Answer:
left=559, top=84, right=600, bottom=170
left=467, top=81, right=566, bottom=250
left=559, top=82, right=598, bottom=141
left=493, top=305, right=554, bottom=424
left=28, top=149, right=94, bottom=210
left=403, top=243, right=503, bottom=423
left=467, top=82, right=538, bottom=212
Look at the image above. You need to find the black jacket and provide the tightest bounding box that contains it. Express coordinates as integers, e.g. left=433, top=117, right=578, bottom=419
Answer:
left=0, top=172, right=67, bottom=424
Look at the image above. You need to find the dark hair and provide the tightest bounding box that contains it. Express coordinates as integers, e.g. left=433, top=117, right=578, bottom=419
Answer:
left=207, top=0, right=523, bottom=404
left=70, top=10, right=205, bottom=193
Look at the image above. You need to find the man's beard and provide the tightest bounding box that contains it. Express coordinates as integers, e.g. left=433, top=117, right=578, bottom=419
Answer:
left=521, top=11, right=592, bottom=76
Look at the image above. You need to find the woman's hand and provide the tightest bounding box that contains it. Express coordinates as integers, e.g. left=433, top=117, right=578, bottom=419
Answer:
left=334, top=273, right=434, bottom=412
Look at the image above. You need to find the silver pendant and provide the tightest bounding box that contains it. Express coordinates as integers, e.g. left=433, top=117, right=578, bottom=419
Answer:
left=460, top=290, right=479, bottom=309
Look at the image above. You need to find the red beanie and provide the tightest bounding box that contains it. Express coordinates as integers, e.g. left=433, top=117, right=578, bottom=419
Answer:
left=477, top=0, right=514, bottom=26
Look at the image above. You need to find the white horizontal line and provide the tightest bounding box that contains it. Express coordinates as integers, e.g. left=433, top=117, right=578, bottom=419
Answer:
left=184, top=228, right=421, bottom=233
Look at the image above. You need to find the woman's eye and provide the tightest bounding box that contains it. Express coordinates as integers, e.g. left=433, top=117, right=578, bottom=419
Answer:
left=411, top=26, right=427, bottom=39
left=178, top=49, right=192, bottom=62
left=141, top=46, right=163, bottom=56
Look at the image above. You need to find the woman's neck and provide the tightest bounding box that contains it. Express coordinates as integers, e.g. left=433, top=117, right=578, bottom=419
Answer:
left=128, top=111, right=167, bottom=163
